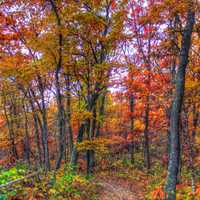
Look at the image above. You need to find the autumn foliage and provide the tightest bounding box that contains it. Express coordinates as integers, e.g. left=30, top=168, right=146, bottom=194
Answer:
left=0, top=0, right=199, bottom=200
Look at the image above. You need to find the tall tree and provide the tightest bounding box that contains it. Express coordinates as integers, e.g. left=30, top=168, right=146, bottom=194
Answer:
left=165, top=4, right=195, bottom=199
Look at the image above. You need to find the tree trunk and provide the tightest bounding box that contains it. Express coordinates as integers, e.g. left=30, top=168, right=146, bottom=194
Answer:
left=65, top=74, right=74, bottom=156
left=129, top=94, right=135, bottom=164
left=23, top=103, right=31, bottom=167
left=87, top=107, right=97, bottom=176
left=2, top=97, right=18, bottom=160
left=86, top=91, right=100, bottom=176
left=28, top=92, right=43, bottom=168
left=55, top=71, right=66, bottom=169
left=96, top=93, right=106, bottom=137
left=71, top=123, right=85, bottom=168
left=38, top=75, right=50, bottom=171
left=165, top=8, right=195, bottom=199
left=192, top=104, right=199, bottom=139
left=182, top=109, right=196, bottom=194
left=48, top=0, right=66, bottom=169
left=33, top=112, right=43, bottom=167
left=87, top=149, right=95, bottom=176
left=144, top=95, right=150, bottom=170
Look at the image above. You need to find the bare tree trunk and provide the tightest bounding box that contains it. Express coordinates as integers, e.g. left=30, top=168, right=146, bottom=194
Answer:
left=165, top=8, right=195, bottom=199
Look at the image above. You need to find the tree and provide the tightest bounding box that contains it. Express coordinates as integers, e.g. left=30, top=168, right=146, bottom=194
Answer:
left=165, top=3, right=195, bottom=199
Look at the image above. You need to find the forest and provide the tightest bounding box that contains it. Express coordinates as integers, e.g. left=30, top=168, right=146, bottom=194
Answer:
left=0, top=0, right=199, bottom=199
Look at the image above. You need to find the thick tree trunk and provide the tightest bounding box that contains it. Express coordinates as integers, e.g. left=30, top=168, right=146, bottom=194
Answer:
left=87, top=107, right=97, bottom=176
left=165, top=8, right=195, bottom=200
left=86, top=92, right=100, bottom=176
left=166, top=40, right=177, bottom=165
left=87, top=150, right=95, bottom=176
left=55, top=71, right=66, bottom=169
left=70, top=123, right=85, bottom=168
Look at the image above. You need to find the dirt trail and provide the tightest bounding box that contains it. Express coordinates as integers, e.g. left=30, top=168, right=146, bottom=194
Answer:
left=98, top=179, right=144, bottom=200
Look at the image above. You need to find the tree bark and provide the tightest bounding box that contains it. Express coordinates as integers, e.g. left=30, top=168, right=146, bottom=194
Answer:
left=144, top=94, right=150, bottom=170
left=28, top=91, right=43, bottom=168
left=37, top=75, right=50, bottom=171
left=2, top=95, right=18, bottom=160
left=182, top=109, right=196, bottom=194
left=33, top=112, right=43, bottom=167
left=23, top=103, right=31, bottom=167
left=129, top=94, right=135, bottom=164
left=96, top=93, right=106, bottom=137
left=192, top=104, right=199, bottom=139
left=70, top=123, right=85, bottom=168
left=65, top=74, right=74, bottom=157
left=55, top=72, right=66, bottom=169
left=48, top=0, right=67, bottom=169
left=165, top=8, right=195, bottom=199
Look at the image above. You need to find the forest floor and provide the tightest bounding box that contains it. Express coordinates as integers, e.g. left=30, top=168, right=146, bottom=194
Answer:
left=1, top=158, right=198, bottom=199
left=98, top=179, right=143, bottom=200
left=95, top=169, right=147, bottom=200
